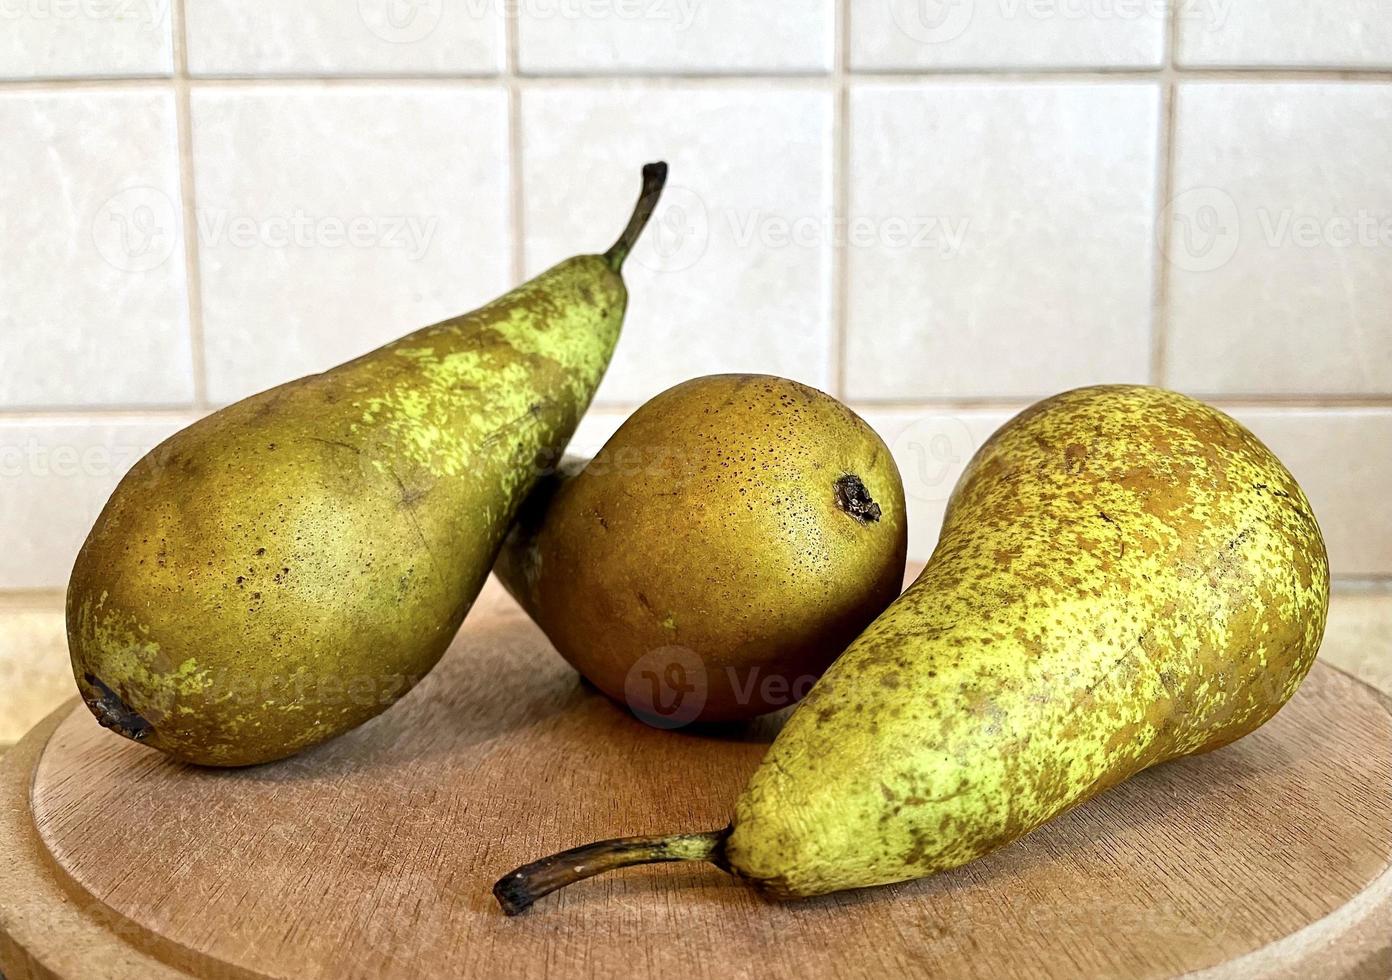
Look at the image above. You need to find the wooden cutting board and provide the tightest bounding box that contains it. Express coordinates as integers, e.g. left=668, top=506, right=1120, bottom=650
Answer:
left=2, top=568, right=1390, bottom=980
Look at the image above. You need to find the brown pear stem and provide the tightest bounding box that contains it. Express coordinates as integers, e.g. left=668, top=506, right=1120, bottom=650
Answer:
left=603, top=161, right=669, bottom=272
left=493, top=827, right=730, bottom=915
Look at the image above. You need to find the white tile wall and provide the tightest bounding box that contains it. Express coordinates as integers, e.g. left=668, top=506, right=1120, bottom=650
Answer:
left=518, top=0, right=833, bottom=73
left=521, top=84, right=835, bottom=406
left=1, top=1, right=1390, bottom=646
left=1177, top=0, right=1392, bottom=68
left=1164, top=83, right=1392, bottom=396
left=0, top=0, right=173, bottom=79
left=851, top=0, right=1166, bottom=70
left=845, top=82, right=1159, bottom=400
left=1, top=90, right=192, bottom=409
left=185, top=0, right=504, bottom=76
left=191, top=86, right=511, bottom=404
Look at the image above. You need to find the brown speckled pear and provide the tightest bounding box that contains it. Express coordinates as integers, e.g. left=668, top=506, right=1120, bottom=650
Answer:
left=67, top=163, right=668, bottom=767
left=493, top=384, right=1330, bottom=911
left=493, top=374, right=908, bottom=723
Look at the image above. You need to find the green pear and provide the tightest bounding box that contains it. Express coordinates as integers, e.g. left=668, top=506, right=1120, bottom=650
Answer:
left=494, top=374, right=908, bottom=723
left=68, top=163, right=668, bottom=767
left=494, top=384, right=1329, bottom=910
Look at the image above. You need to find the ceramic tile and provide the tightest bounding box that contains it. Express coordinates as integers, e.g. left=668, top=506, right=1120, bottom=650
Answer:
left=186, top=0, right=503, bottom=75
left=520, top=84, right=835, bottom=405
left=0, top=90, right=192, bottom=408
left=851, top=0, right=1165, bottom=69
left=191, top=86, right=511, bottom=404
left=1177, top=0, right=1392, bottom=68
left=0, top=0, right=173, bottom=78
left=518, top=0, right=832, bottom=73
left=845, top=83, right=1159, bottom=400
left=1164, top=84, right=1392, bottom=396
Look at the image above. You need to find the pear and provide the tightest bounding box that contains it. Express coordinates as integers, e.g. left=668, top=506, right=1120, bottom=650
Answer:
left=494, top=384, right=1329, bottom=910
left=68, top=163, right=668, bottom=767
left=494, top=374, right=908, bottom=723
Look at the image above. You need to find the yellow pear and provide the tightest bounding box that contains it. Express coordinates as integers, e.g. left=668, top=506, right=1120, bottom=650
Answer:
left=68, top=164, right=668, bottom=766
left=494, top=374, right=908, bottom=723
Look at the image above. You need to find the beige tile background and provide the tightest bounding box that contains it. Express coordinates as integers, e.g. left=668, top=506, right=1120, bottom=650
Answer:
left=184, top=0, right=505, bottom=75
left=192, top=85, right=513, bottom=402
left=2, top=2, right=1389, bottom=739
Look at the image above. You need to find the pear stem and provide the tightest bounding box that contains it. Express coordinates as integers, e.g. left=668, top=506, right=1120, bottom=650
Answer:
left=493, top=826, right=729, bottom=915
left=603, top=161, right=669, bottom=272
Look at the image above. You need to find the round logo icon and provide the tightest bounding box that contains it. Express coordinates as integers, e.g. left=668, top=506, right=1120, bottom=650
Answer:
left=91, top=186, right=178, bottom=273
left=634, top=185, right=709, bottom=274
left=623, top=645, right=707, bottom=729
left=889, top=0, right=975, bottom=44
left=1161, top=186, right=1241, bottom=273
left=891, top=414, right=977, bottom=503
left=359, top=0, right=443, bottom=44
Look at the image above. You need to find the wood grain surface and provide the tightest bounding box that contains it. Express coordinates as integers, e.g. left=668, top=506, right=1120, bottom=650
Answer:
left=2, top=571, right=1391, bottom=980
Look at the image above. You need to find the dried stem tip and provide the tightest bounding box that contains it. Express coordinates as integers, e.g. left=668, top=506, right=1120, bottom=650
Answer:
left=604, top=161, right=669, bottom=272
left=493, top=827, right=729, bottom=915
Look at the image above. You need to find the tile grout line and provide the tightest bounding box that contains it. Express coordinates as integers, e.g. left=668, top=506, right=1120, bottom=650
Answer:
left=830, top=0, right=851, bottom=400
left=1148, top=0, right=1183, bottom=387
left=6, top=393, right=1392, bottom=422
left=171, top=0, right=209, bottom=411
left=842, top=66, right=1392, bottom=82
left=6, top=68, right=1392, bottom=89
left=505, top=3, right=526, bottom=284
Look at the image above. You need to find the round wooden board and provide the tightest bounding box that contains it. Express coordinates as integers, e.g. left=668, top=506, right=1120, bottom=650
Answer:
left=3, top=572, right=1391, bottom=980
